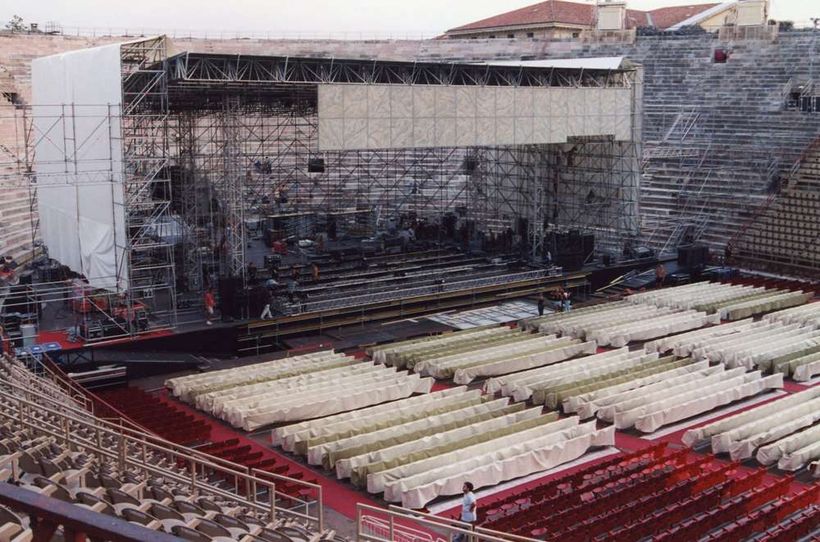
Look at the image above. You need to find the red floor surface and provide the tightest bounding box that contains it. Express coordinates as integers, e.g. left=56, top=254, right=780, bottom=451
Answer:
left=156, top=389, right=381, bottom=520
left=39, top=328, right=174, bottom=351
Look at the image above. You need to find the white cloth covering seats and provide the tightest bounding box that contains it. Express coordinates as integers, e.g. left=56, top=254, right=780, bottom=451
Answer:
left=570, top=362, right=782, bottom=433
left=682, top=386, right=820, bottom=448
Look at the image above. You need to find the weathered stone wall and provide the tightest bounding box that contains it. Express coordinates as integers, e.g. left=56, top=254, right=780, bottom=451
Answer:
left=1, top=30, right=818, bottom=260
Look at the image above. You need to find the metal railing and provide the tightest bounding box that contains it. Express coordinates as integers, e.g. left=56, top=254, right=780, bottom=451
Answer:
left=0, top=367, right=323, bottom=530
left=357, top=504, right=540, bottom=542
left=0, top=483, right=179, bottom=542
left=301, top=270, right=549, bottom=313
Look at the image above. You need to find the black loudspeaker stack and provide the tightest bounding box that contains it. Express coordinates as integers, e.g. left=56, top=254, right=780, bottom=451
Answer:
left=548, top=230, right=595, bottom=272
left=218, top=276, right=243, bottom=320
left=678, top=244, right=709, bottom=270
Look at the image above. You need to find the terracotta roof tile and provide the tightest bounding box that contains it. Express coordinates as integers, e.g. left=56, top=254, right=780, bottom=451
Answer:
left=446, top=1, right=723, bottom=33
left=447, top=0, right=595, bottom=33
left=648, top=3, right=721, bottom=29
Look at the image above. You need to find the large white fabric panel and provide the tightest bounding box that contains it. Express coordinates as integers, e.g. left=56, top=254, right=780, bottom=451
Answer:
left=572, top=361, right=711, bottom=419
left=396, top=425, right=615, bottom=508
left=509, top=350, right=651, bottom=403
left=32, top=43, right=126, bottom=289
left=318, top=84, right=633, bottom=150
left=369, top=417, right=583, bottom=495
left=386, top=421, right=614, bottom=508
left=757, top=423, right=820, bottom=469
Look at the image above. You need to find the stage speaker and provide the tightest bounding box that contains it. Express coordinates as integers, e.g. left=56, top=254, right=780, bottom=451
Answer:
left=308, top=157, right=325, bottom=173
left=18, top=271, right=33, bottom=285
left=678, top=244, right=709, bottom=269
left=556, top=252, right=585, bottom=272
left=218, top=276, right=241, bottom=320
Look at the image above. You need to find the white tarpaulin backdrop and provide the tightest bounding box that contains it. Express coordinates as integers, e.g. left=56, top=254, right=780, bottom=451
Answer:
left=318, top=84, right=634, bottom=151
left=31, top=43, right=127, bottom=290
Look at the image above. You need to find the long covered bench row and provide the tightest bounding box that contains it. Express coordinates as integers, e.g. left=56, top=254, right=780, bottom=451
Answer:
left=683, top=387, right=820, bottom=471
left=271, top=387, right=613, bottom=509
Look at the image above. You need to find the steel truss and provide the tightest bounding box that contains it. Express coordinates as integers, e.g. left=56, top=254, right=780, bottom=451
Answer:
left=169, top=54, right=634, bottom=89
left=7, top=47, right=640, bottom=330
left=116, top=36, right=177, bottom=333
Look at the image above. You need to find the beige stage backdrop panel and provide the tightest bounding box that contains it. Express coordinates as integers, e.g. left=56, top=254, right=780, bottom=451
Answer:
left=318, top=84, right=633, bottom=151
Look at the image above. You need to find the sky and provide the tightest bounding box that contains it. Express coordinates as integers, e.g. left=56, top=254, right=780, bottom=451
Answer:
left=1, top=0, right=816, bottom=39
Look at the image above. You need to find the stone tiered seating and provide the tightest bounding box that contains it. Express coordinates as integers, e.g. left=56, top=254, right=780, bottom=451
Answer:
left=0, top=354, right=341, bottom=541
left=736, top=140, right=820, bottom=276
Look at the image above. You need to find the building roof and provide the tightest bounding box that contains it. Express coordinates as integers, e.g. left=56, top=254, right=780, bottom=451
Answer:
left=446, top=0, right=723, bottom=34
left=649, top=3, right=722, bottom=29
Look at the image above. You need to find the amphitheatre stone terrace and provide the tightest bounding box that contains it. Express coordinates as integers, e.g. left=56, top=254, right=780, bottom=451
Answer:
left=1, top=29, right=819, bottom=264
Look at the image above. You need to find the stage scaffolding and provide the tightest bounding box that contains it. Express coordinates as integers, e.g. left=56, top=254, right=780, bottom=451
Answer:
left=3, top=39, right=642, bottom=338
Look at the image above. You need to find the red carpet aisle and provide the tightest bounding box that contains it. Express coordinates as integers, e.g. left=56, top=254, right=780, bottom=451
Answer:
left=155, top=389, right=382, bottom=520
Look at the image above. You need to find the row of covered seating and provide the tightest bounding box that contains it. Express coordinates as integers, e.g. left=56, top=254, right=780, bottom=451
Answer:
left=0, top=355, right=340, bottom=541
left=566, top=361, right=783, bottom=433
left=485, top=348, right=680, bottom=404
left=369, top=326, right=524, bottom=369
left=647, top=316, right=820, bottom=378
left=167, top=350, right=351, bottom=404
left=682, top=385, right=820, bottom=472
left=168, top=354, right=432, bottom=431
left=414, top=334, right=596, bottom=384
left=480, top=441, right=819, bottom=541
left=626, top=281, right=812, bottom=320
left=522, top=300, right=714, bottom=348
left=271, top=386, right=613, bottom=509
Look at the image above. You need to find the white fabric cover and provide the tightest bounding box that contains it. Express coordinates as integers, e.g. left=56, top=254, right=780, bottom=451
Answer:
left=32, top=43, right=129, bottom=289
left=592, top=362, right=720, bottom=421
left=723, top=397, right=820, bottom=461
left=645, top=318, right=754, bottom=354
left=334, top=407, right=543, bottom=479
left=452, top=340, right=597, bottom=385
left=764, top=302, right=820, bottom=328
left=718, top=291, right=812, bottom=321
left=794, top=358, right=820, bottom=381
left=413, top=334, right=561, bottom=376
left=757, top=423, right=820, bottom=469
left=233, top=371, right=432, bottom=430
left=307, top=397, right=511, bottom=466
left=274, top=386, right=469, bottom=449
left=632, top=374, right=782, bottom=433
left=396, top=424, right=615, bottom=508
left=681, top=386, right=820, bottom=447
left=374, top=418, right=615, bottom=508
left=569, top=361, right=710, bottom=419
left=589, top=311, right=712, bottom=348
left=167, top=350, right=346, bottom=401
left=485, top=348, right=650, bottom=402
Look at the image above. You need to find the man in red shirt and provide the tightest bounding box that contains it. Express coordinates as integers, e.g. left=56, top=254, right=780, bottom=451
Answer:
left=204, top=288, right=216, bottom=325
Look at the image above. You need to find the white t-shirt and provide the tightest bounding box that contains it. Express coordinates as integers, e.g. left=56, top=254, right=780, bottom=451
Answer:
left=461, top=492, right=477, bottom=522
